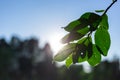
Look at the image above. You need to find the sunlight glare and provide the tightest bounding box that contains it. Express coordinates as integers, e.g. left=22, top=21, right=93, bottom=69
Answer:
left=49, top=32, right=65, bottom=55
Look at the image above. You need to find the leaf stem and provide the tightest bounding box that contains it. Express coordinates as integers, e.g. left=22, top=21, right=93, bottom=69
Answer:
left=102, top=0, right=117, bottom=16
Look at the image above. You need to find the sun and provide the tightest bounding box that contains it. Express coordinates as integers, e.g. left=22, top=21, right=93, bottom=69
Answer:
left=49, top=32, right=65, bottom=55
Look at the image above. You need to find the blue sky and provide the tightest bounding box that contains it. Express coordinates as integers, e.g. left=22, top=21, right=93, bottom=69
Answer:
left=0, top=0, right=120, bottom=60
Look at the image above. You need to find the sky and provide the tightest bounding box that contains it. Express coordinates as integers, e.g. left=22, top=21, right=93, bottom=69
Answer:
left=0, top=0, right=120, bottom=61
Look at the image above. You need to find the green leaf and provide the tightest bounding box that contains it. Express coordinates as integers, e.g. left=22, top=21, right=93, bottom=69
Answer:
left=95, top=27, right=111, bottom=56
left=64, top=20, right=80, bottom=32
left=65, top=54, right=73, bottom=68
left=89, top=18, right=102, bottom=31
left=64, top=12, right=101, bottom=33
left=96, top=45, right=104, bottom=55
left=53, top=43, right=76, bottom=61
left=79, top=12, right=91, bottom=20
left=77, top=37, right=92, bottom=46
left=88, top=13, right=101, bottom=31
left=61, top=33, right=69, bottom=44
left=77, top=44, right=87, bottom=59
left=88, top=13, right=101, bottom=24
left=78, top=52, right=88, bottom=63
left=87, top=45, right=101, bottom=66
left=61, top=27, right=89, bottom=44
left=78, top=37, right=93, bottom=58
left=95, top=10, right=105, bottom=13
left=72, top=43, right=88, bottom=64
left=72, top=51, right=80, bottom=64
left=100, top=14, right=109, bottom=30
left=77, top=26, right=89, bottom=34
left=77, top=37, right=88, bottom=44
left=64, top=12, right=91, bottom=32
left=61, top=32, right=85, bottom=44
left=72, top=37, right=91, bottom=63
left=87, top=41, right=93, bottom=58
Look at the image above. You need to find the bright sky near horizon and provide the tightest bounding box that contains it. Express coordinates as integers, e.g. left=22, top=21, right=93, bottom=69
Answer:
left=0, top=0, right=120, bottom=61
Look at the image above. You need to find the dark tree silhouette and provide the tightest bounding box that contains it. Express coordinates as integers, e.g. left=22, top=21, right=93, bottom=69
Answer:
left=0, top=36, right=119, bottom=80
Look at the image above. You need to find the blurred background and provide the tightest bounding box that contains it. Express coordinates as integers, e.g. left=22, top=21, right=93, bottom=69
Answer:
left=0, top=0, right=120, bottom=80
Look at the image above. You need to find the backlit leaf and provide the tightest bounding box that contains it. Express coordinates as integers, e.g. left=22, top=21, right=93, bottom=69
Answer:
left=78, top=52, right=88, bottom=63
left=53, top=43, right=76, bottom=61
left=72, top=43, right=87, bottom=64
left=88, top=13, right=101, bottom=24
left=78, top=37, right=93, bottom=58
left=77, top=37, right=88, bottom=44
left=95, top=10, right=105, bottom=13
left=61, top=33, right=69, bottom=44
left=88, top=13, right=101, bottom=31
left=79, top=12, right=91, bottom=20
left=64, top=20, right=80, bottom=32
left=87, top=45, right=101, bottom=66
left=95, top=27, right=111, bottom=56
left=77, top=26, right=89, bottom=34
left=77, top=44, right=87, bottom=59
left=61, top=32, right=85, bottom=44
left=72, top=51, right=80, bottom=64
left=100, top=14, right=109, bottom=30
left=77, top=37, right=92, bottom=46
left=65, top=54, right=73, bottom=68
left=64, top=12, right=91, bottom=32
left=87, top=42, right=93, bottom=58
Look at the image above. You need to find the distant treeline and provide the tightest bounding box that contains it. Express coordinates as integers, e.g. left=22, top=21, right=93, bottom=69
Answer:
left=0, top=36, right=120, bottom=80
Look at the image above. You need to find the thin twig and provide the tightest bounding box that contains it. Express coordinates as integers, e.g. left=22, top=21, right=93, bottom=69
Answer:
left=102, top=0, right=117, bottom=16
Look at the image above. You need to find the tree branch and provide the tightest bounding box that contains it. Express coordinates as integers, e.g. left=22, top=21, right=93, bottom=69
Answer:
left=102, top=0, right=117, bottom=16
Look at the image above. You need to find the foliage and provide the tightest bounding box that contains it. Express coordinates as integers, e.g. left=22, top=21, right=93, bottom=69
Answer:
left=53, top=0, right=117, bottom=67
left=58, top=60, right=120, bottom=80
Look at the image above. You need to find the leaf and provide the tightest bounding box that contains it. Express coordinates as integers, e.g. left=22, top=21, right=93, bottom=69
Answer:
left=64, top=20, right=88, bottom=32
left=65, top=54, right=73, bottom=68
left=96, top=45, right=104, bottom=55
left=72, top=51, right=80, bottom=64
left=64, top=12, right=101, bottom=33
left=77, top=44, right=87, bottom=59
left=77, top=36, right=92, bottom=46
left=72, top=37, right=91, bottom=63
left=88, top=13, right=101, bottom=24
left=53, top=43, right=76, bottom=61
left=77, top=37, right=92, bottom=62
left=77, top=26, right=89, bottom=34
left=64, top=12, right=91, bottom=32
left=72, top=43, right=87, bottom=64
left=78, top=37, right=93, bottom=58
left=78, top=52, right=88, bottom=63
left=89, top=18, right=102, bottom=31
left=61, top=33, right=69, bottom=44
left=61, top=26, right=89, bottom=44
left=95, top=27, right=111, bottom=56
left=77, top=37, right=88, bottom=44
left=87, top=45, right=101, bottom=66
left=88, top=13, right=101, bottom=31
left=100, top=14, right=109, bottom=30
left=87, top=41, right=93, bottom=58
left=79, top=12, right=91, bottom=20
left=61, top=32, right=85, bottom=44
left=95, top=10, right=105, bottom=13
left=64, top=20, right=80, bottom=32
